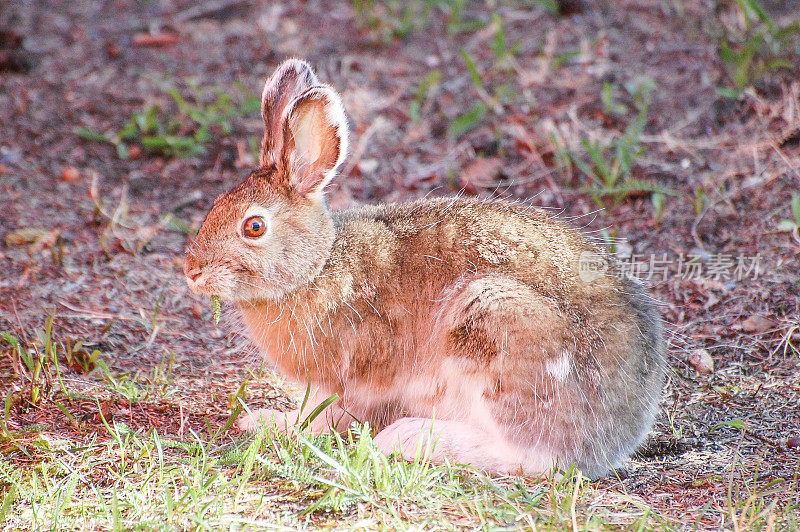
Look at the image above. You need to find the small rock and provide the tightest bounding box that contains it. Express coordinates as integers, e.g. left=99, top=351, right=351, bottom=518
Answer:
left=60, top=166, right=80, bottom=182
left=425, top=55, right=440, bottom=68
left=688, top=348, right=714, bottom=374
left=357, top=158, right=379, bottom=175
left=787, top=437, right=799, bottom=449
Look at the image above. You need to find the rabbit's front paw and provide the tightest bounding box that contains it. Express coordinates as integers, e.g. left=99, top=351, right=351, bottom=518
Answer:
left=374, top=417, right=440, bottom=460
left=236, top=408, right=295, bottom=433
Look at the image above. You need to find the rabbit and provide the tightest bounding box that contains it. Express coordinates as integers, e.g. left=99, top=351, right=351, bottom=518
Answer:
left=183, top=59, right=667, bottom=478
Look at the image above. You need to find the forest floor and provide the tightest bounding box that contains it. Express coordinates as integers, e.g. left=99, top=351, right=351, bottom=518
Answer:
left=1, top=0, right=799, bottom=529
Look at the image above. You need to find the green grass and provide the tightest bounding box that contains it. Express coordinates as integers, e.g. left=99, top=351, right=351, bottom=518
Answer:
left=409, top=69, right=442, bottom=122
left=777, top=191, right=800, bottom=233
left=717, top=0, right=800, bottom=97
left=3, top=323, right=660, bottom=529
left=552, top=116, right=673, bottom=207
left=74, top=84, right=259, bottom=159
left=1, top=417, right=657, bottom=530
left=551, top=79, right=676, bottom=207
left=448, top=101, right=487, bottom=140
left=4, top=412, right=798, bottom=529
left=351, top=0, right=482, bottom=42
left=692, top=186, right=709, bottom=216
left=448, top=31, right=517, bottom=140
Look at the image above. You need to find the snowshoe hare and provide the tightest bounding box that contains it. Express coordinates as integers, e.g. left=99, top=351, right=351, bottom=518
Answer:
left=184, top=59, right=667, bottom=478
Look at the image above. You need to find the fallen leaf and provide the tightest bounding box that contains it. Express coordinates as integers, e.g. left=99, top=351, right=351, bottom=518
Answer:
left=460, top=157, right=502, bottom=193
left=688, top=348, right=714, bottom=374
left=402, top=121, right=430, bottom=145
left=104, top=40, right=121, bottom=59
left=61, top=166, right=80, bottom=182
left=133, top=224, right=160, bottom=254
left=741, top=314, right=777, bottom=334
left=504, top=122, right=535, bottom=152
left=402, top=171, right=438, bottom=189
left=5, top=227, right=47, bottom=247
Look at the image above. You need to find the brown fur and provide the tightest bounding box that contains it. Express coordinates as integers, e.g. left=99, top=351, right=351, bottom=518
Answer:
left=184, top=60, right=667, bottom=478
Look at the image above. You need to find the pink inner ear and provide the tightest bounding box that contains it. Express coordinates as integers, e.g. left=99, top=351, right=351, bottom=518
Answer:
left=287, top=95, right=342, bottom=197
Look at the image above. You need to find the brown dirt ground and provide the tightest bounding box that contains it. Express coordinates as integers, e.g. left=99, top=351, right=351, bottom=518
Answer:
left=1, top=0, right=798, bottom=528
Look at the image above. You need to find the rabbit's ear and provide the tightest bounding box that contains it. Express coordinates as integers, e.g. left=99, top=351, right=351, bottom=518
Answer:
left=281, top=86, right=348, bottom=199
left=260, top=59, right=319, bottom=168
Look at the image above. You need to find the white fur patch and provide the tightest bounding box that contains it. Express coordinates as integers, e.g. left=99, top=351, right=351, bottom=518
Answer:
left=546, top=352, right=571, bottom=382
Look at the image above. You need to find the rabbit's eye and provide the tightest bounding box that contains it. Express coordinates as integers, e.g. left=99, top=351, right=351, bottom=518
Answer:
left=242, top=216, right=267, bottom=238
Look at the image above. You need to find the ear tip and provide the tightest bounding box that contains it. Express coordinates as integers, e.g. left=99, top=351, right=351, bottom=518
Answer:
left=269, top=58, right=317, bottom=85
left=261, top=59, right=320, bottom=105
left=282, top=57, right=313, bottom=72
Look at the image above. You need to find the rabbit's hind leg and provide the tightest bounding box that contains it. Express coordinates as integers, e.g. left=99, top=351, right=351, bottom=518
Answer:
left=373, top=417, right=557, bottom=475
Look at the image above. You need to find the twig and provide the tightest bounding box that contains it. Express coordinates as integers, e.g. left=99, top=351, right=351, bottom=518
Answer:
left=57, top=301, right=134, bottom=321
left=690, top=204, right=711, bottom=251
left=11, top=299, right=29, bottom=344
left=770, top=141, right=800, bottom=181
left=170, top=0, right=252, bottom=24
left=166, top=189, right=203, bottom=213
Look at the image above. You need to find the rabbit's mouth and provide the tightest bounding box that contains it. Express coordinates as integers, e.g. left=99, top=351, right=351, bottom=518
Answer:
left=184, top=265, right=236, bottom=300
left=185, top=264, right=289, bottom=303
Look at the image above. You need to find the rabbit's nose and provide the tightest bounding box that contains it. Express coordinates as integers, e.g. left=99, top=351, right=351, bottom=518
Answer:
left=186, top=268, right=203, bottom=282
left=184, top=252, right=202, bottom=280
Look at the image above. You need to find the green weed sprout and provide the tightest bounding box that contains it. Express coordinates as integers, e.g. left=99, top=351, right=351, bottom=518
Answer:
left=211, top=295, right=221, bottom=324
